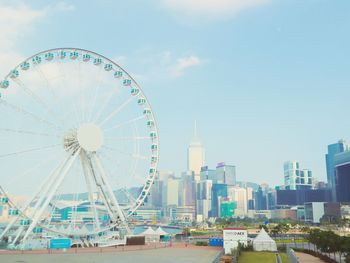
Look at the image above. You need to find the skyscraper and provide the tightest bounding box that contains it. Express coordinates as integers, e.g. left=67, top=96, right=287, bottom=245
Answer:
left=334, top=150, right=350, bottom=202
left=284, top=161, right=313, bottom=190
left=326, top=139, right=348, bottom=201
left=227, top=186, right=248, bottom=217
left=216, top=162, right=236, bottom=185
left=188, top=122, right=205, bottom=182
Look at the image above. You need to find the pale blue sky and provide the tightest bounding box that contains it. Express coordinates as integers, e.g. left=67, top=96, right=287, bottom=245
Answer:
left=0, top=0, right=350, bottom=186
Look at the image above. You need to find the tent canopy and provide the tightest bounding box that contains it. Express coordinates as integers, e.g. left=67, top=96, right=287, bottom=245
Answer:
left=155, top=227, right=169, bottom=236
left=141, top=227, right=157, bottom=235
left=252, top=228, right=277, bottom=252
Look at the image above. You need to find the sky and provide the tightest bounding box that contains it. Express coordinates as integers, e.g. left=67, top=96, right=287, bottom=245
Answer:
left=0, top=0, right=350, bottom=187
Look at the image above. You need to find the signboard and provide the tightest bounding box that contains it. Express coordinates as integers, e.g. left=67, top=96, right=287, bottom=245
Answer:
left=223, top=229, right=248, bottom=242
left=49, top=238, right=71, bottom=249
left=223, top=229, right=248, bottom=254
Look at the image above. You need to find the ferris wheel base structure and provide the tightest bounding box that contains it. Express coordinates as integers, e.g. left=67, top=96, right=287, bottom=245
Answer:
left=0, top=48, right=159, bottom=250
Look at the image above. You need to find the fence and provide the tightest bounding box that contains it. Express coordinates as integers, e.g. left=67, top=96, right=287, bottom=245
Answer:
left=212, top=249, right=225, bottom=263
left=287, top=248, right=300, bottom=263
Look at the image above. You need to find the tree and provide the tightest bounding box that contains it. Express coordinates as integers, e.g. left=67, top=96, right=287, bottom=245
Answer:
left=307, top=229, right=323, bottom=252
left=259, top=224, right=269, bottom=233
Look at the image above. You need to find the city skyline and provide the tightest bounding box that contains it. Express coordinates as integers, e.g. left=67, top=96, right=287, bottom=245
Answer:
left=0, top=1, right=350, bottom=186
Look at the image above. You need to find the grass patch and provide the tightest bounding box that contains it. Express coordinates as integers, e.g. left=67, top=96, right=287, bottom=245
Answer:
left=280, top=253, right=291, bottom=263
left=275, top=239, right=307, bottom=244
left=238, top=252, right=291, bottom=263
left=238, top=252, right=276, bottom=263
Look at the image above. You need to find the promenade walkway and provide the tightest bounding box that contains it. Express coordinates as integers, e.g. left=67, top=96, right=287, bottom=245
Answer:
left=0, top=244, right=222, bottom=263
left=294, top=252, right=325, bottom=263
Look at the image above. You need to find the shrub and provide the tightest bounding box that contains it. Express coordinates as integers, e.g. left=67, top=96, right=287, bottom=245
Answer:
left=195, top=241, right=208, bottom=246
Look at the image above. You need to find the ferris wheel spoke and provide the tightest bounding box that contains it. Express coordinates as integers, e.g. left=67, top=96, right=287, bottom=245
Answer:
left=0, top=153, right=72, bottom=240
left=56, top=60, right=83, bottom=126
left=92, top=88, right=119, bottom=123
left=0, top=99, right=63, bottom=132
left=21, top=148, right=81, bottom=245
left=4, top=150, right=61, bottom=190
left=88, top=65, right=104, bottom=122
left=77, top=59, right=87, bottom=123
left=99, top=96, right=135, bottom=127
left=101, top=146, right=149, bottom=161
left=105, top=136, right=150, bottom=141
left=104, top=115, right=146, bottom=132
left=12, top=79, right=67, bottom=129
left=0, top=144, right=60, bottom=158
left=32, top=64, right=59, bottom=107
left=117, top=188, right=137, bottom=204
left=0, top=128, right=60, bottom=138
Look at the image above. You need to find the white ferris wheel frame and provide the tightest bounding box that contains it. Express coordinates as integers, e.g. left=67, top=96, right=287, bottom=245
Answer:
left=0, top=48, right=160, bottom=245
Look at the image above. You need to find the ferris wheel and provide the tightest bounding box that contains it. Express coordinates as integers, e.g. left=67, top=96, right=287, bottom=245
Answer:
left=0, top=48, right=159, bottom=248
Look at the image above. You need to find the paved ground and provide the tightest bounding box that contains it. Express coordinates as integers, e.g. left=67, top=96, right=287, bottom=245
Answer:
left=294, top=252, right=325, bottom=263
left=0, top=246, right=221, bottom=263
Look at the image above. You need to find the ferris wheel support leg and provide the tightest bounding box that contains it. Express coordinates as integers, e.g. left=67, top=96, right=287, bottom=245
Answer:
left=0, top=215, right=20, bottom=241
left=0, top=156, right=70, bottom=241
left=84, top=154, right=117, bottom=222
left=20, top=149, right=81, bottom=246
left=11, top=226, right=24, bottom=245
left=80, top=151, right=101, bottom=231
left=92, top=153, right=131, bottom=235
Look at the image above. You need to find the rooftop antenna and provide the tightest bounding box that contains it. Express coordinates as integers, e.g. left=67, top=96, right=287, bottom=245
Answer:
left=194, top=120, right=197, bottom=138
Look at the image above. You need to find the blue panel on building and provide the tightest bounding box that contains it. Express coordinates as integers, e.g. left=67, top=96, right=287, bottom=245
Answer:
left=50, top=238, right=71, bottom=249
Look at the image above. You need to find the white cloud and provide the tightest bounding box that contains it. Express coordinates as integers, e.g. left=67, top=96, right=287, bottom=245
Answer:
left=161, top=0, right=271, bottom=19
left=0, top=1, right=74, bottom=77
left=0, top=3, right=45, bottom=50
left=51, top=2, right=75, bottom=12
left=169, top=55, right=202, bottom=77
left=117, top=51, right=204, bottom=80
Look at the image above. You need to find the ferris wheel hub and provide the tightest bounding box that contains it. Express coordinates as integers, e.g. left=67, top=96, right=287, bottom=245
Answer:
left=77, top=123, right=104, bottom=152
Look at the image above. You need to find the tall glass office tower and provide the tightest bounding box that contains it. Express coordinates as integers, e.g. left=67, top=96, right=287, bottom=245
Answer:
left=326, top=139, right=348, bottom=201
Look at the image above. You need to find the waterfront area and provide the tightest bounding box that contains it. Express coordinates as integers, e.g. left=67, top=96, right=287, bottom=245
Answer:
left=0, top=245, right=221, bottom=263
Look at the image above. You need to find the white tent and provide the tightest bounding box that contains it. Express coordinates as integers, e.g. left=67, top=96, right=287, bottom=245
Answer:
left=253, top=228, right=277, bottom=252
left=141, top=227, right=160, bottom=243
left=155, top=227, right=169, bottom=236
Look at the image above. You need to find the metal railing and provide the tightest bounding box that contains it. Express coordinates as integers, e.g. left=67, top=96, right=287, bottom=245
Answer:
left=212, top=249, right=225, bottom=263
left=287, top=248, right=300, bottom=263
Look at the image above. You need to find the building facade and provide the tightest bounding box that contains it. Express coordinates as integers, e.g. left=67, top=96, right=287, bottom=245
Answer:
left=326, top=140, right=348, bottom=200
left=284, top=161, right=313, bottom=190
left=187, top=123, right=205, bottom=182
left=334, top=150, right=350, bottom=202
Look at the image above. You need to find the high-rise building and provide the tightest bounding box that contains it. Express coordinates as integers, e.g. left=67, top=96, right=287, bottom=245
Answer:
left=276, top=189, right=331, bottom=206
left=200, top=163, right=236, bottom=185
left=254, top=186, right=268, bottom=210
left=200, top=166, right=216, bottom=181
left=188, top=122, right=205, bottom=182
left=227, top=186, right=248, bottom=217
left=179, top=171, right=196, bottom=207
left=196, top=180, right=212, bottom=220
left=326, top=139, right=348, bottom=201
left=210, top=184, right=228, bottom=217
left=284, top=161, right=313, bottom=190
left=216, top=162, right=236, bottom=185
left=162, top=177, right=180, bottom=207
left=334, top=150, right=350, bottom=202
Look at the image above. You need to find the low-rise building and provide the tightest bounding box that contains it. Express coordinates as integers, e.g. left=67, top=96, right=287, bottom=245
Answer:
left=304, top=202, right=325, bottom=224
